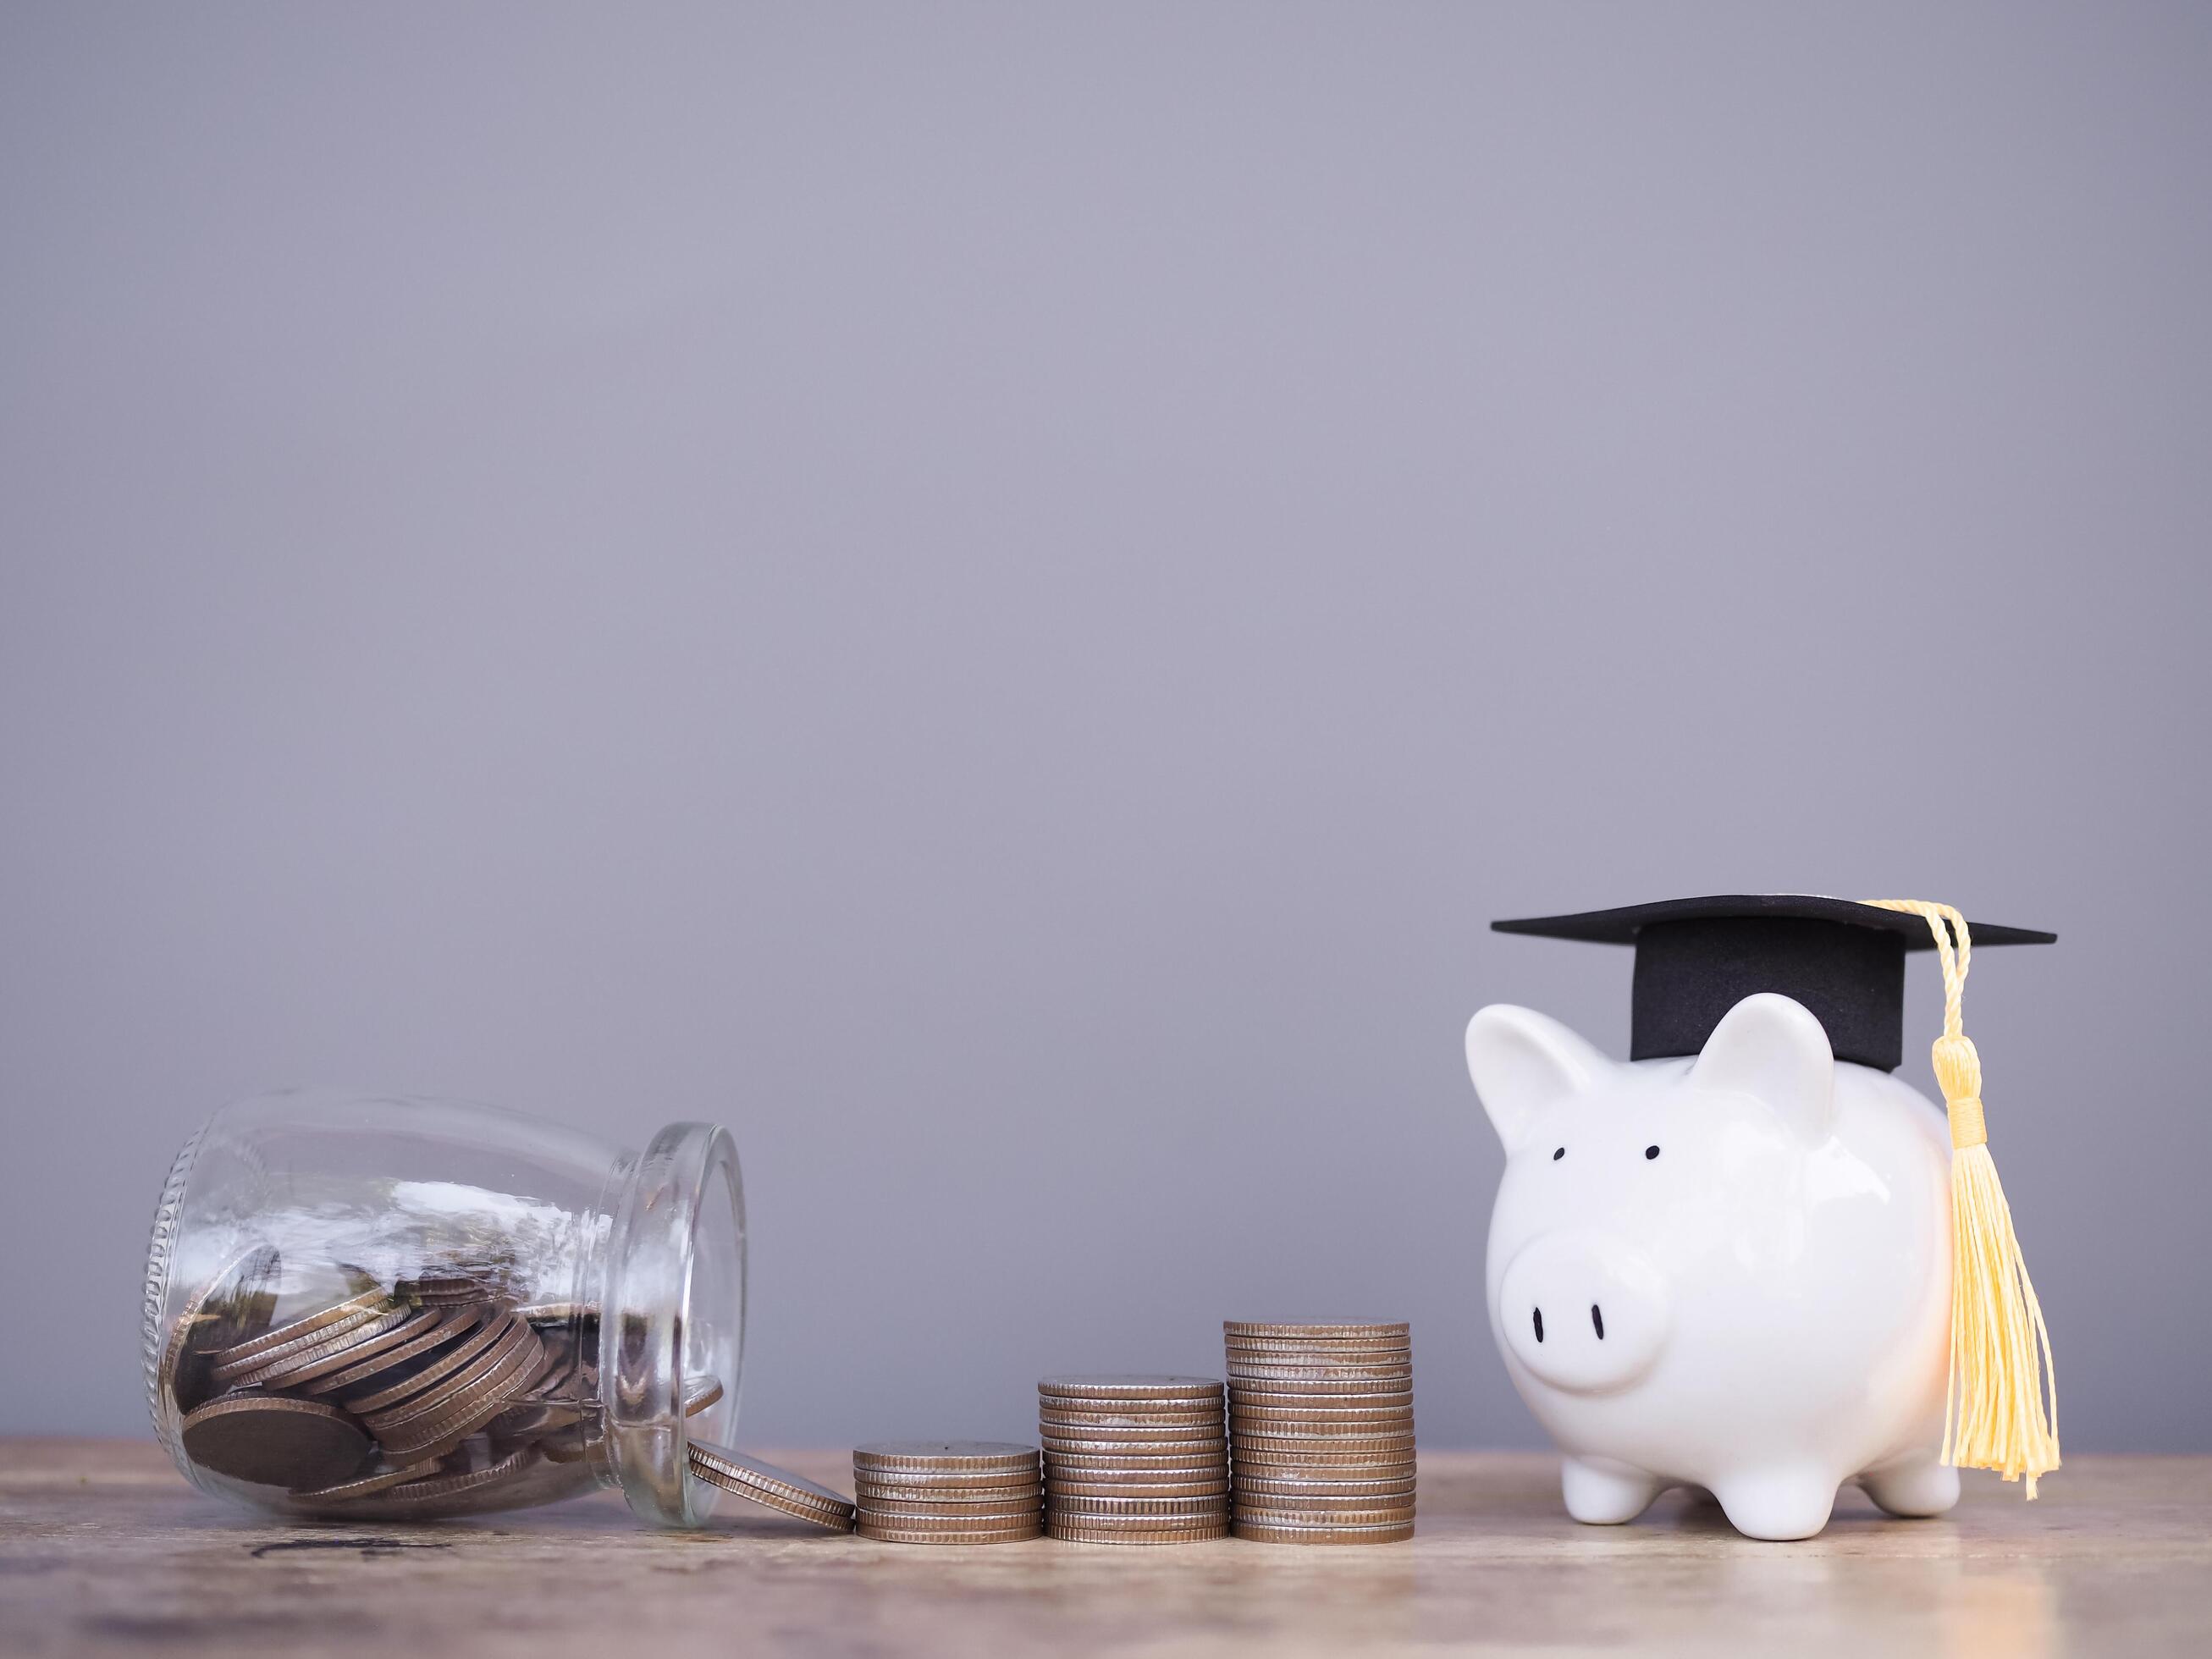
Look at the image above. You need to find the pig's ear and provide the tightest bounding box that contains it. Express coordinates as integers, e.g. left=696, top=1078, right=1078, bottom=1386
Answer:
left=1687, top=993, right=1836, bottom=1145
left=1465, top=1005, right=1610, bottom=1152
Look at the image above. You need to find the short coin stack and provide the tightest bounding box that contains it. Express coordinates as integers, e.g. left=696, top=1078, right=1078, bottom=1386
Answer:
left=1226, top=1320, right=1415, bottom=1543
left=852, top=1441, right=1043, bottom=1543
left=1039, top=1375, right=1230, bottom=1544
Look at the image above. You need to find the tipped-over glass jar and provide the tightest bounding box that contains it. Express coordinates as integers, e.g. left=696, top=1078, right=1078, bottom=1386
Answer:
left=143, top=1089, right=745, bottom=1525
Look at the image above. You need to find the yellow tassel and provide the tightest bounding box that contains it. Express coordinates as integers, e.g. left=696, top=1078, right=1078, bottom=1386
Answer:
left=1864, top=899, right=2059, bottom=1497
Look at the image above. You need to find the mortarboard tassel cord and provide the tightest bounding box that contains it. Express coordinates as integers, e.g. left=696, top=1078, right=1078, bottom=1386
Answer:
left=1863, top=899, right=2060, bottom=1497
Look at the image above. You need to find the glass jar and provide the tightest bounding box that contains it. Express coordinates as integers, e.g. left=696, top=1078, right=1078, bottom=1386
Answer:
left=142, top=1089, right=746, bottom=1526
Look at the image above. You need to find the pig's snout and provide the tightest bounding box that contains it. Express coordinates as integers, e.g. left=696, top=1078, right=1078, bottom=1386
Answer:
left=1498, top=1232, right=1669, bottom=1395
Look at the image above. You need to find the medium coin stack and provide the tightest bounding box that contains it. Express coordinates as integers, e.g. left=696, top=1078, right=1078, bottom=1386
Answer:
left=1039, top=1375, right=1230, bottom=1544
left=1226, top=1320, right=1415, bottom=1543
left=852, top=1441, right=1044, bottom=1544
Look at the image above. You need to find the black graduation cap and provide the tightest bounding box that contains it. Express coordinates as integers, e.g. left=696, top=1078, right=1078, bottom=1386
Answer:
left=1492, top=895, right=2055, bottom=1072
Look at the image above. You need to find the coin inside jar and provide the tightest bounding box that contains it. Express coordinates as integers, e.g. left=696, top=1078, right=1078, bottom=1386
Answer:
left=162, top=1245, right=282, bottom=1415
left=179, top=1395, right=371, bottom=1489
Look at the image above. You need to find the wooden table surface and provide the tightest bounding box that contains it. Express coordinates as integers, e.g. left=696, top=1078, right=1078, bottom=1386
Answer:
left=3, top=1441, right=2206, bottom=1657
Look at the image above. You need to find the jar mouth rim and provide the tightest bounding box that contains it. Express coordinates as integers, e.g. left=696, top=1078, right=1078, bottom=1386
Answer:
left=142, top=1115, right=214, bottom=1469
left=602, top=1121, right=746, bottom=1528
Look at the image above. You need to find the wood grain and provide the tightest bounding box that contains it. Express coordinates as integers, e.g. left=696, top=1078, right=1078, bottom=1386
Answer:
left=3, top=1440, right=2206, bottom=1656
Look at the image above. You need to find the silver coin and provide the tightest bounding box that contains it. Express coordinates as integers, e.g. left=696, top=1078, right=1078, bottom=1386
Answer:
left=1232, top=1518, right=1415, bottom=1544
left=1036, top=1375, right=1222, bottom=1399
left=689, top=1441, right=858, bottom=1530
left=855, top=1523, right=1042, bottom=1545
left=1042, top=1435, right=1228, bottom=1457
left=1221, top=1326, right=1406, bottom=1353
left=1048, top=1493, right=1232, bottom=1518
left=852, top=1441, right=1039, bottom=1472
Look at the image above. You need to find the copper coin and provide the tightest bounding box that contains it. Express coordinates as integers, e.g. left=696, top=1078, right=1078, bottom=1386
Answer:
left=1040, top=1469, right=1229, bottom=1495
left=854, top=1495, right=1043, bottom=1518
left=1047, top=1513, right=1231, bottom=1535
left=180, top=1395, right=369, bottom=1488
left=682, top=1374, right=724, bottom=1417
left=856, top=1504, right=1042, bottom=1530
left=394, top=1282, right=488, bottom=1309
left=1229, top=1446, right=1417, bottom=1469
left=1233, top=1518, right=1415, bottom=1544
left=486, top=1397, right=582, bottom=1442
left=1048, top=1522, right=1228, bottom=1544
left=516, top=1300, right=596, bottom=1325
left=304, top=1304, right=483, bottom=1397
left=209, top=1303, right=389, bottom=1386
left=366, top=1315, right=533, bottom=1431
left=1234, top=1496, right=1417, bottom=1520
left=856, top=1522, right=1041, bottom=1545
left=379, top=1447, right=540, bottom=1505
left=372, top=1331, right=543, bottom=1457
left=1048, top=1494, right=1231, bottom=1518
left=1050, top=1483, right=1228, bottom=1502
left=1042, top=1436, right=1228, bottom=1458
left=383, top=1337, right=554, bottom=1463
left=341, top=1307, right=507, bottom=1413
left=290, top=1457, right=446, bottom=1502
left=688, top=1441, right=857, bottom=1530
left=234, top=1305, right=425, bottom=1390
left=853, top=1441, right=1038, bottom=1472
left=1035, top=1375, right=1222, bottom=1400
left=1044, top=1451, right=1230, bottom=1472
left=1235, top=1474, right=1417, bottom=1499
left=1232, top=1434, right=1415, bottom=1455
left=1038, top=1407, right=1222, bottom=1428
left=1232, top=1409, right=1415, bottom=1431
left=1037, top=1403, right=1227, bottom=1419
left=853, top=1469, right=1044, bottom=1495
left=1229, top=1382, right=1413, bottom=1404
left=852, top=1475, right=1040, bottom=1496
left=1223, top=1321, right=1408, bottom=1342
left=1227, top=1361, right=1412, bottom=1381
left=212, top=1288, right=390, bottom=1370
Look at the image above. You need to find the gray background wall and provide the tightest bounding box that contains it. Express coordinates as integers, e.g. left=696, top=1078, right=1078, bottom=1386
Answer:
left=4, top=3, right=2209, bottom=1459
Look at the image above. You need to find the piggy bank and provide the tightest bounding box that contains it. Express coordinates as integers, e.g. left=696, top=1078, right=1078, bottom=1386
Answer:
left=1465, top=991, right=1959, bottom=1540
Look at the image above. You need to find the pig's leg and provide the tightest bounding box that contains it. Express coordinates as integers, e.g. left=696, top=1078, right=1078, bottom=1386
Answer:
left=1712, top=1469, right=1840, bottom=1540
left=1560, top=1456, right=1663, bottom=1524
left=1859, top=1454, right=1960, bottom=1518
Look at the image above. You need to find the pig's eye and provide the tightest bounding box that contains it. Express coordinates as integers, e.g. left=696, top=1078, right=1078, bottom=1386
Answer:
left=1644, top=1144, right=1661, bottom=1160
left=1551, top=1147, right=1565, bottom=1161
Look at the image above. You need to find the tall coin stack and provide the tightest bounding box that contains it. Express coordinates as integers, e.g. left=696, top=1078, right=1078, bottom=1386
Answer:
left=1225, top=1320, right=1415, bottom=1543
left=1039, top=1375, right=1230, bottom=1544
left=851, top=1441, right=1044, bottom=1544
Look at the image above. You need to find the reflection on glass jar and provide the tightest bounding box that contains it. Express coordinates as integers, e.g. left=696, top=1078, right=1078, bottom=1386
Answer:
left=143, top=1090, right=745, bottom=1526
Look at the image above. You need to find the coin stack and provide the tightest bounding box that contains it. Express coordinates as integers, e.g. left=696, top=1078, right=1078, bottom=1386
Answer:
left=852, top=1441, right=1044, bottom=1544
left=1225, top=1320, right=1415, bottom=1543
left=1039, top=1375, right=1230, bottom=1544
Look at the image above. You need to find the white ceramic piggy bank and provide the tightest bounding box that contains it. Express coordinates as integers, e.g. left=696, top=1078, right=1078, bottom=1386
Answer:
left=1466, top=991, right=1959, bottom=1540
